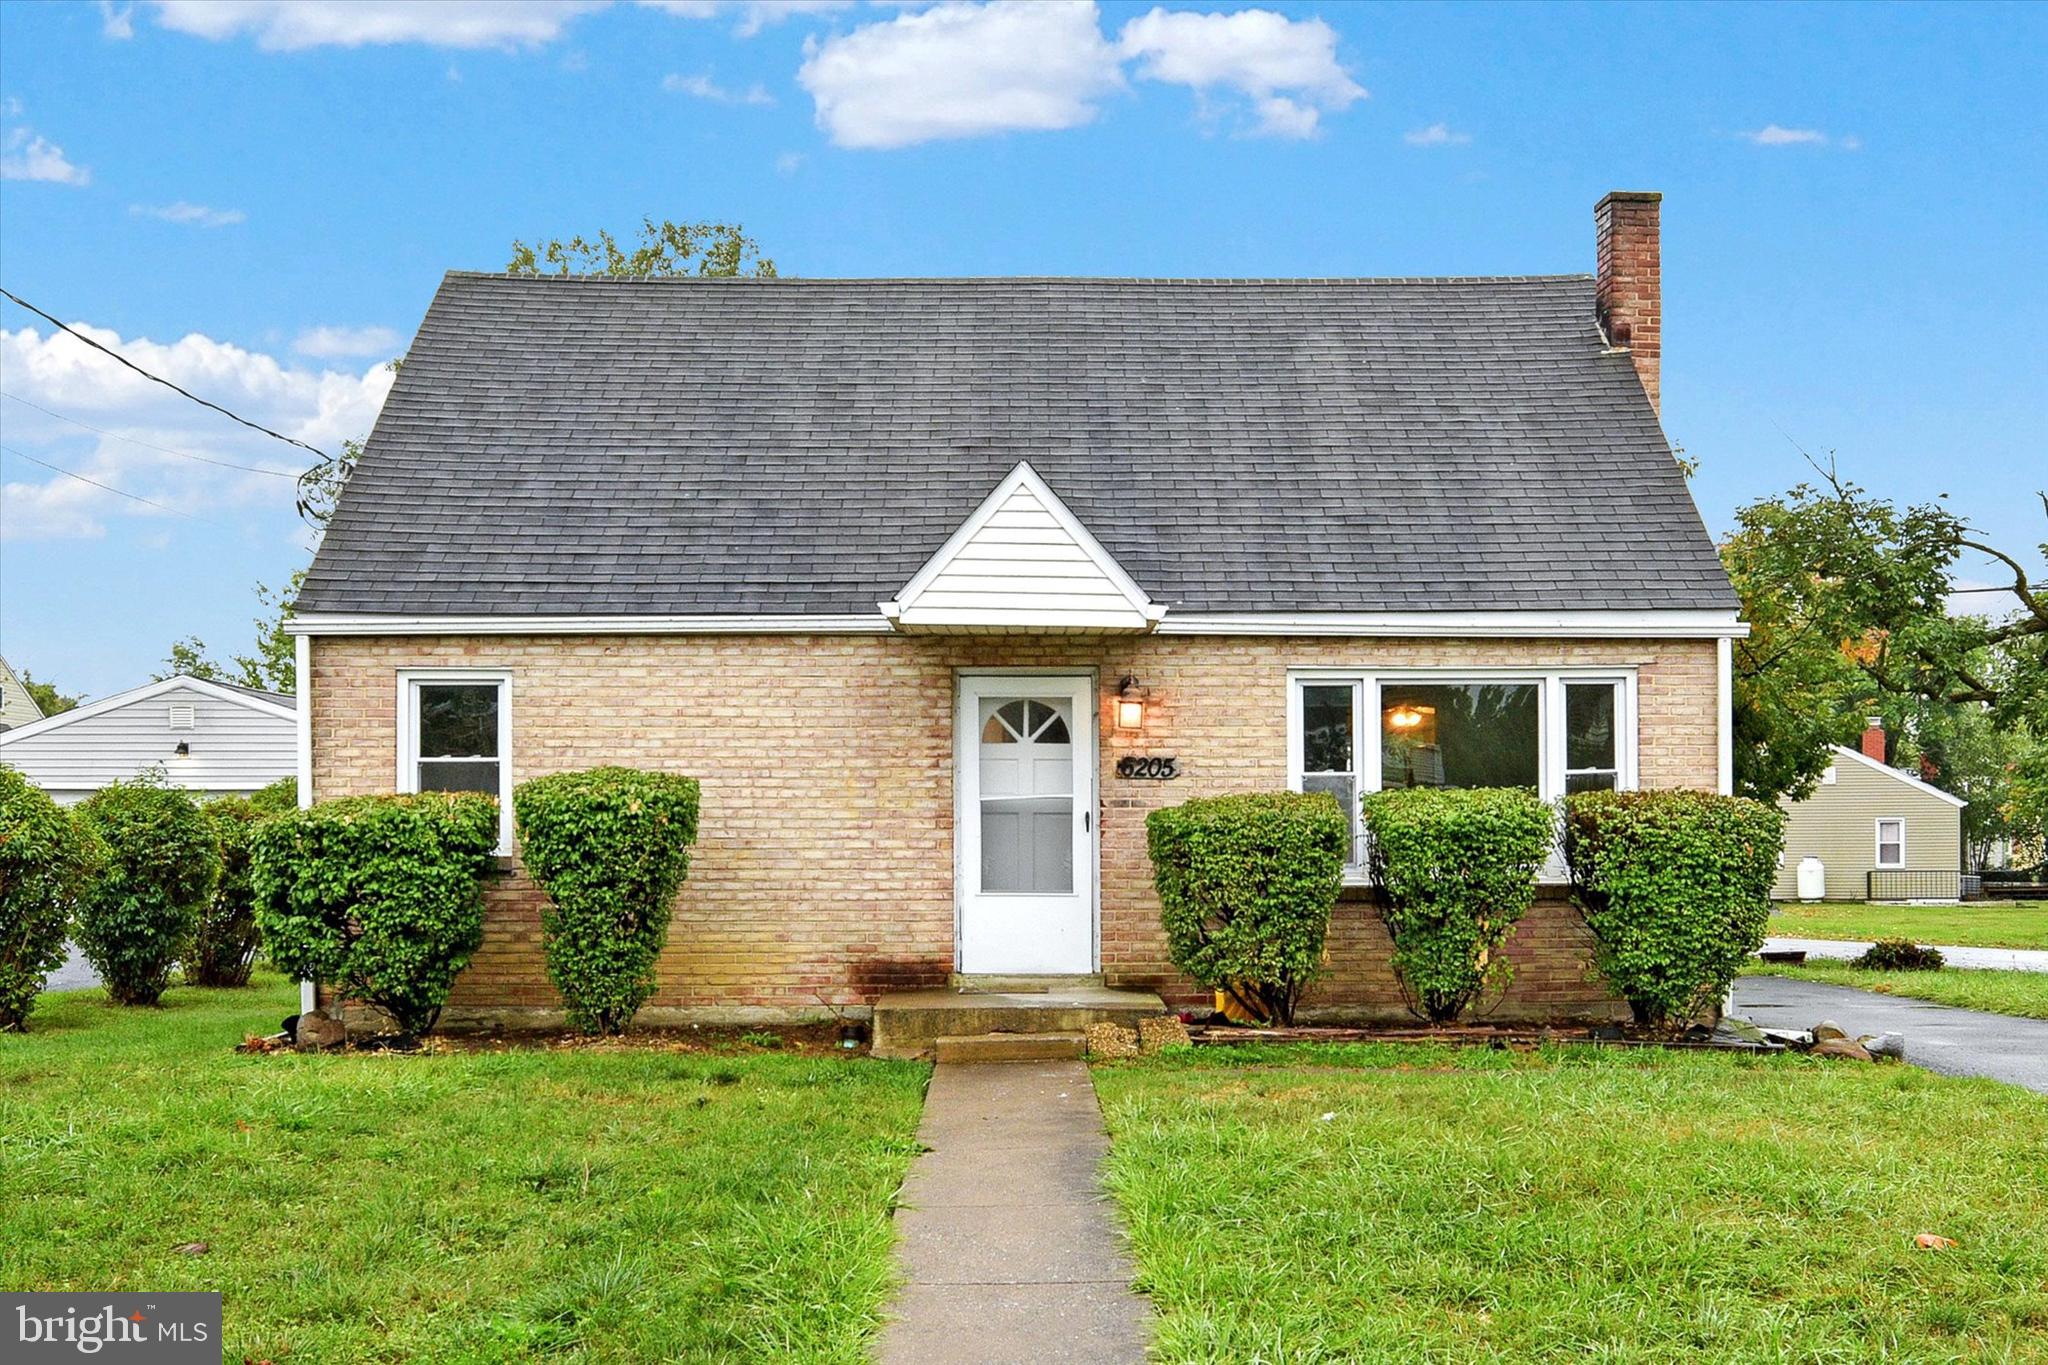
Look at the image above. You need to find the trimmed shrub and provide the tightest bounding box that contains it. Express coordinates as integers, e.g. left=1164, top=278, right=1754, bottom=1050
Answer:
left=513, top=767, right=702, bottom=1034
left=0, top=767, right=106, bottom=1030
left=183, top=797, right=268, bottom=987
left=73, top=774, right=221, bottom=1006
left=1147, top=791, right=1349, bottom=1024
left=1361, top=787, right=1556, bottom=1022
left=251, top=793, right=499, bottom=1037
left=1853, top=937, right=1945, bottom=971
left=247, top=776, right=298, bottom=817
left=1562, top=790, right=1784, bottom=1029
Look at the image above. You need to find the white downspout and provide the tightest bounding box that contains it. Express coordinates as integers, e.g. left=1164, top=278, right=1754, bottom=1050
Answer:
left=295, top=631, right=316, bottom=1017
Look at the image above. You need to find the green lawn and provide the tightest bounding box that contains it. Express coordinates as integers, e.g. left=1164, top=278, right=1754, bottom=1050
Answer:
left=1770, top=900, right=2048, bottom=950
left=1096, top=1043, right=2048, bottom=1362
left=0, top=976, right=929, bottom=1363
left=1747, top=962, right=2048, bottom=1020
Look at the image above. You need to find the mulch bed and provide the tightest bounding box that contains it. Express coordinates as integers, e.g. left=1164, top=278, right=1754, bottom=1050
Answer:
left=1186, top=1022, right=1772, bottom=1052
left=239, top=1020, right=872, bottom=1057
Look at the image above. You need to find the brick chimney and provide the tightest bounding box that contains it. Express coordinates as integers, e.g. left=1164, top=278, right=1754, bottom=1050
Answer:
left=1859, top=716, right=1887, bottom=764
left=1595, top=190, right=1662, bottom=414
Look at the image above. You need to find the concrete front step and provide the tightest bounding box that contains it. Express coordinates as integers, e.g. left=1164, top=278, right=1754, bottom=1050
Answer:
left=933, top=1032, right=1085, bottom=1063
left=950, top=973, right=1105, bottom=993
left=872, top=985, right=1165, bottom=1060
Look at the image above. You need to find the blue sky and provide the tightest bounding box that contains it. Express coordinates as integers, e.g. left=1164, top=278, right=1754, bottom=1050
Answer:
left=2, top=0, right=2043, bottom=701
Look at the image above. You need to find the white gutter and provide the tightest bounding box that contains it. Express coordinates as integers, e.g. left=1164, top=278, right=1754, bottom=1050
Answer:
left=289, top=608, right=1748, bottom=640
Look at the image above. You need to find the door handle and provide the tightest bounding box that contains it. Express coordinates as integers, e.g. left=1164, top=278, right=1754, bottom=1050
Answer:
left=1084, top=811, right=1092, bottom=833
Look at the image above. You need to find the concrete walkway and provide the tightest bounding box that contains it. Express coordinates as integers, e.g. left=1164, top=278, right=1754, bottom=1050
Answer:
left=1764, top=936, right=2048, bottom=972
left=1733, top=975, right=2048, bottom=1094
left=878, top=1061, right=1151, bottom=1364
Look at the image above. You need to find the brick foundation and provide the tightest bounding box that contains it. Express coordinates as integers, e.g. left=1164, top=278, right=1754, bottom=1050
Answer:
left=309, top=633, right=1716, bottom=1027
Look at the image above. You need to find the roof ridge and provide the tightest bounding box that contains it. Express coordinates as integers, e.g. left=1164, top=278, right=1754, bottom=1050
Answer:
left=441, top=271, right=1595, bottom=287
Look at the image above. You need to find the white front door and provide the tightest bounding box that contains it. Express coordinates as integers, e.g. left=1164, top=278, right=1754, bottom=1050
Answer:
left=957, top=673, right=1097, bottom=975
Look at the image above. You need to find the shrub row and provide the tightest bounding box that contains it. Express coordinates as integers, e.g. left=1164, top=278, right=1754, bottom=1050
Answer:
left=249, top=767, right=703, bottom=1039
left=1149, top=786, right=1784, bottom=1031
left=0, top=769, right=310, bottom=1027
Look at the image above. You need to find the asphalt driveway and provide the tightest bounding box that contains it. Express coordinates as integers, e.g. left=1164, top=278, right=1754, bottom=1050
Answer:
left=1733, top=975, right=2048, bottom=1095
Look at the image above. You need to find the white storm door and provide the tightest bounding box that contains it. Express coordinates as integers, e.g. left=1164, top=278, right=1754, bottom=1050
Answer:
left=957, top=674, right=1097, bottom=975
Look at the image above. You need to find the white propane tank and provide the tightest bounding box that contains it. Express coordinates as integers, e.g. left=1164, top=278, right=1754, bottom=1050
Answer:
left=1796, top=856, right=1826, bottom=901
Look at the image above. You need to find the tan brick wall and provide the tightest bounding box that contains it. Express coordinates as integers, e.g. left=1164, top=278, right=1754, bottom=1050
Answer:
left=309, top=633, right=1718, bottom=1024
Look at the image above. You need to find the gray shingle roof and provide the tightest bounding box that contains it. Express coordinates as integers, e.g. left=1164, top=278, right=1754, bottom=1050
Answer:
left=299, top=273, right=1735, bottom=617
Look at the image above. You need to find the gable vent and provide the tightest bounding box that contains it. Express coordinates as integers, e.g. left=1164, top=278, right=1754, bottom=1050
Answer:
left=168, top=704, right=197, bottom=731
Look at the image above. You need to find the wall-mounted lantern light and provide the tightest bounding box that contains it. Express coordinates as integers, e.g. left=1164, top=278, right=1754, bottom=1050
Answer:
left=173, top=741, right=191, bottom=759
left=1115, top=675, right=1151, bottom=732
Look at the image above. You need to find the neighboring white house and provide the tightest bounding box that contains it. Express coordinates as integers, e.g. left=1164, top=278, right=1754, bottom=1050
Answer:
left=1774, top=722, right=1968, bottom=902
left=0, top=675, right=295, bottom=804
left=0, top=655, right=45, bottom=732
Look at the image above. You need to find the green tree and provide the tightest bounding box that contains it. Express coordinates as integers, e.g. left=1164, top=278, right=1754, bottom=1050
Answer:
left=155, top=571, right=303, bottom=693
left=507, top=217, right=776, bottom=279
left=1902, top=705, right=2048, bottom=872
left=1722, top=462, right=2047, bottom=800
left=296, top=435, right=363, bottom=531
left=17, top=669, right=80, bottom=716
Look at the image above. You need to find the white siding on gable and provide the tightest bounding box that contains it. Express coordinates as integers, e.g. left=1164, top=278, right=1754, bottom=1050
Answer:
left=886, top=462, right=1160, bottom=632
left=0, top=682, right=295, bottom=803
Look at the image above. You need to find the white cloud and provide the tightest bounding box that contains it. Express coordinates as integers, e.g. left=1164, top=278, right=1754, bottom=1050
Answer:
left=1742, top=123, right=1860, bottom=150
left=130, top=201, right=247, bottom=227
left=774, top=150, right=806, bottom=176
left=0, top=322, right=393, bottom=541
left=798, top=1, right=1123, bottom=150
left=1, top=126, right=90, bottom=185
left=292, top=325, right=403, bottom=359
left=1118, top=6, right=1363, bottom=138
left=1403, top=121, right=1470, bottom=147
left=147, top=0, right=608, bottom=51
left=663, top=72, right=774, bottom=105
left=100, top=2, right=135, bottom=39
left=640, top=1, right=849, bottom=38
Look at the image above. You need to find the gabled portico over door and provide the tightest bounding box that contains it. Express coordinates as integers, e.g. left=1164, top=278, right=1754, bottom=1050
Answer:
left=956, top=673, right=1098, bottom=975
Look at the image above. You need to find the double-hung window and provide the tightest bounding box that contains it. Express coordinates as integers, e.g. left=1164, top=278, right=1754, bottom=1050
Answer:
left=1290, top=669, right=1636, bottom=878
left=1875, top=818, right=1905, bottom=869
left=398, top=670, right=512, bottom=851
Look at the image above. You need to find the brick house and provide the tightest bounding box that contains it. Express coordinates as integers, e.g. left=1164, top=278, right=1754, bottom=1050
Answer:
left=291, top=190, right=1742, bottom=1029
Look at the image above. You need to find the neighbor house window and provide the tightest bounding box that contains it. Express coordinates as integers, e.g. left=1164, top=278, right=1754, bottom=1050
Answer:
left=1290, top=670, right=1635, bottom=876
left=1876, top=818, right=1905, bottom=869
left=398, top=671, right=512, bottom=850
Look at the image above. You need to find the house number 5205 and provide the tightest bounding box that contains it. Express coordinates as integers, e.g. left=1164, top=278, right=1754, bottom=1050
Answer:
left=1116, top=756, right=1180, bottom=780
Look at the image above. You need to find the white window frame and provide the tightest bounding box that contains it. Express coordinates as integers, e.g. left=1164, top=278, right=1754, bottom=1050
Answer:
left=1875, top=817, right=1905, bottom=870
left=396, top=669, right=513, bottom=853
left=1288, top=666, right=1639, bottom=883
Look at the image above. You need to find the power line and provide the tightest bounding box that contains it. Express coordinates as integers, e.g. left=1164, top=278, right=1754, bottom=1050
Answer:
left=0, top=389, right=297, bottom=478
left=0, top=442, right=215, bottom=524
left=0, top=285, right=332, bottom=462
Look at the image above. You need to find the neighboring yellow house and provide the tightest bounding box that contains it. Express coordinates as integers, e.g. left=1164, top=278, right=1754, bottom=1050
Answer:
left=1775, top=722, right=1967, bottom=902
left=0, top=655, right=46, bottom=732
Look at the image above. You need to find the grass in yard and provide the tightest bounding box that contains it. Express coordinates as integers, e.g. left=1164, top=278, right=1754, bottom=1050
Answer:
left=1769, top=899, right=2048, bottom=950
left=1096, top=1043, right=2048, bottom=1362
left=1747, top=962, right=2048, bottom=1020
left=0, top=974, right=929, bottom=1363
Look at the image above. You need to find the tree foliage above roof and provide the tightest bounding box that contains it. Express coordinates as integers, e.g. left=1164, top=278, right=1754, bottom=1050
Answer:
left=506, top=218, right=776, bottom=279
